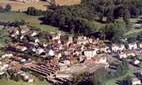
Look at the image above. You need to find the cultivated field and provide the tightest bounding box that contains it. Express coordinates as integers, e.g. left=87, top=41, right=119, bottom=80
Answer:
left=0, top=0, right=81, bottom=11
left=0, top=1, right=48, bottom=11
left=55, top=0, right=81, bottom=6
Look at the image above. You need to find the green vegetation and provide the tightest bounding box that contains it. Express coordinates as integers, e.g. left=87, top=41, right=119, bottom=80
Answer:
left=0, top=12, right=40, bottom=24
left=99, top=20, right=127, bottom=42
left=0, top=12, right=59, bottom=33
left=26, top=7, right=44, bottom=16
left=76, top=61, right=131, bottom=85
left=125, top=29, right=142, bottom=36
left=0, top=78, right=49, bottom=85
left=31, top=24, right=59, bottom=33
left=0, top=27, right=9, bottom=47
left=40, top=0, right=142, bottom=42
left=105, top=69, right=133, bottom=85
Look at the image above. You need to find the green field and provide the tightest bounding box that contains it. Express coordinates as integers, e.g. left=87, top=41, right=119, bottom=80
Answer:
left=0, top=79, right=49, bottom=85
left=31, top=24, right=59, bottom=33
left=105, top=69, right=133, bottom=85
left=0, top=12, right=59, bottom=33
left=0, top=12, right=40, bottom=24
left=125, top=28, right=142, bottom=37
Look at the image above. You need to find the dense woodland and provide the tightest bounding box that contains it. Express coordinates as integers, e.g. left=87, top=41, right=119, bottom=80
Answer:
left=26, top=0, right=142, bottom=43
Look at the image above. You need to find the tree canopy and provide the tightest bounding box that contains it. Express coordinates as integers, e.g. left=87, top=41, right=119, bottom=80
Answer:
left=39, top=0, right=142, bottom=42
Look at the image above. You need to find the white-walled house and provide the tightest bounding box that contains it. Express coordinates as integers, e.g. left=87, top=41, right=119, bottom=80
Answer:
left=59, top=60, right=71, bottom=71
left=35, top=38, right=40, bottom=43
left=77, top=36, right=88, bottom=45
left=94, top=54, right=109, bottom=68
left=133, top=59, right=140, bottom=65
left=48, top=49, right=55, bottom=56
left=55, top=73, right=73, bottom=79
left=119, top=52, right=127, bottom=59
left=36, top=48, right=45, bottom=55
left=138, top=42, right=142, bottom=49
left=16, top=45, right=28, bottom=52
left=95, top=57, right=107, bottom=64
left=52, top=32, right=61, bottom=40
left=84, top=49, right=98, bottom=60
left=1, top=53, right=13, bottom=59
left=132, top=77, right=141, bottom=85
left=100, top=46, right=110, bottom=53
left=19, top=72, right=34, bottom=83
left=119, top=51, right=136, bottom=59
left=127, top=52, right=136, bottom=57
left=0, top=62, right=9, bottom=75
left=111, top=44, right=126, bottom=52
left=31, top=31, right=38, bottom=37
left=128, top=43, right=138, bottom=50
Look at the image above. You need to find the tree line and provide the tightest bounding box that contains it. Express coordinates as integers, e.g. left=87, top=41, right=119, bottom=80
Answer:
left=25, top=0, right=142, bottom=42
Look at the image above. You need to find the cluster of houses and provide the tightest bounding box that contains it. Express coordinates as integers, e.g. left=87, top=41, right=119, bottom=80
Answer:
left=7, top=25, right=110, bottom=66
left=0, top=61, right=9, bottom=75
left=0, top=25, right=110, bottom=83
left=17, top=71, right=34, bottom=83
left=0, top=25, right=142, bottom=84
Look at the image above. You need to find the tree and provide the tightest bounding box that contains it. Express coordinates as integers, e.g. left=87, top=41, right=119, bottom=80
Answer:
left=99, top=20, right=127, bottom=42
left=41, top=0, right=142, bottom=39
left=118, top=75, right=132, bottom=85
left=5, top=4, right=11, bottom=12
left=26, top=7, right=43, bottom=16
left=0, top=27, right=10, bottom=46
left=123, top=8, right=130, bottom=24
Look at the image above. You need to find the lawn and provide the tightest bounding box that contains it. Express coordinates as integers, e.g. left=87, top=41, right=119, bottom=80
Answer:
left=91, top=20, right=106, bottom=32
left=0, top=12, right=59, bottom=33
left=125, top=28, right=142, bottom=38
left=31, top=24, right=59, bottom=33
left=0, top=12, right=40, bottom=24
left=0, top=78, right=49, bottom=85
left=105, top=69, right=133, bottom=85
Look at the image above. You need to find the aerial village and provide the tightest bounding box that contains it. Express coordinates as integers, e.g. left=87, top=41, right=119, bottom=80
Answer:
left=0, top=24, right=141, bottom=85
left=0, top=0, right=142, bottom=85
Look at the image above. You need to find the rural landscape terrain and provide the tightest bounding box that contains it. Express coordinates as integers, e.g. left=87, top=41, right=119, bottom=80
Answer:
left=0, top=0, right=142, bottom=85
